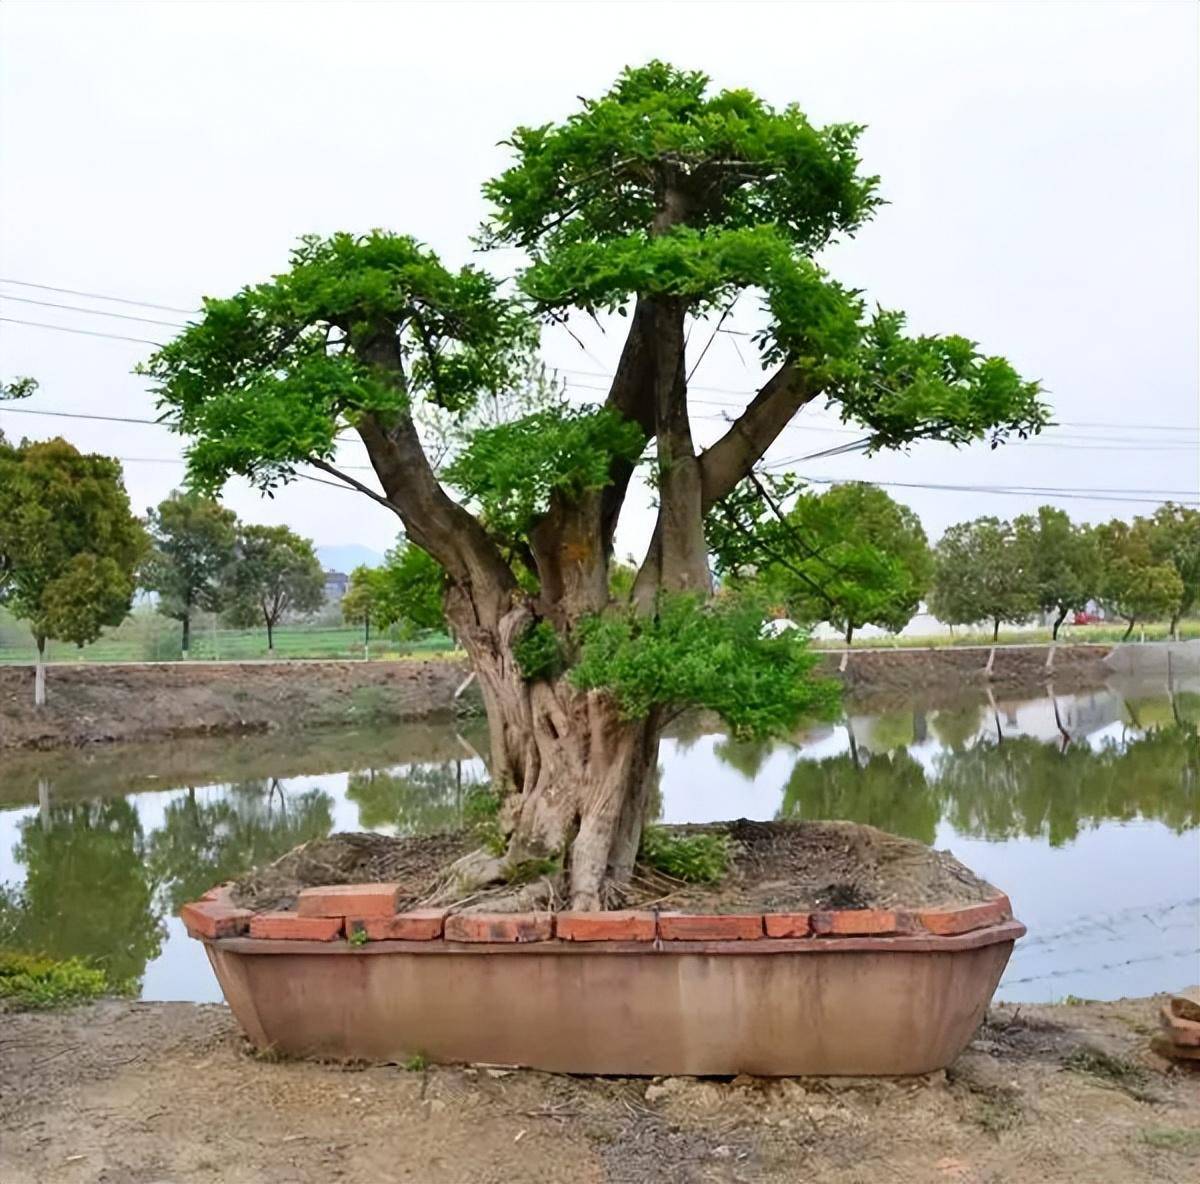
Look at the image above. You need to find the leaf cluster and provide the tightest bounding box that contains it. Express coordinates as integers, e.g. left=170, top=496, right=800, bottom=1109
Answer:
left=638, top=826, right=730, bottom=883
left=341, top=541, right=446, bottom=634
left=570, top=592, right=840, bottom=739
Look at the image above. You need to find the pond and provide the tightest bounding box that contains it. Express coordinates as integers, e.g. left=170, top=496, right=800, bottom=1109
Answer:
left=1, top=682, right=1196, bottom=1006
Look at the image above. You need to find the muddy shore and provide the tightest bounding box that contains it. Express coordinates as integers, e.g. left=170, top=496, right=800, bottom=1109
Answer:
left=0, top=645, right=1111, bottom=752
left=1, top=994, right=1196, bottom=1183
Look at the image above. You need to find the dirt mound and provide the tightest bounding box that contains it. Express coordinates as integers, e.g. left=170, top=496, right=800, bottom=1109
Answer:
left=230, top=820, right=996, bottom=915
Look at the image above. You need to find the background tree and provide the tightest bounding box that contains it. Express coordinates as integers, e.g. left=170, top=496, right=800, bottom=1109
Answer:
left=224, top=524, right=325, bottom=653
left=1144, top=503, right=1200, bottom=638
left=1097, top=518, right=1184, bottom=640
left=930, top=517, right=1036, bottom=641
left=143, top=491, right=238, bottom=658
left=341, top=564, right=384, bottom=656
left=1013, top=506, right=1101, bottom=640
left=0, top=438, right=145, bottom=705
left=711, top=478, right=932, bottom=644
left=143, top=63, right=1046, bottom=910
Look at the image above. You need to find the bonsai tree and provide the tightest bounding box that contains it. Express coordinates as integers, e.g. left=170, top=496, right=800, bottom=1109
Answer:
left=143, top=490, right=238, bottom=658
left=0, top=437, right=145, bottom=705
left=710, top=477, right=932, bottom=644
left=930, top=516, right=1036, bottom=641
left=224, top=524, right=325, bottom=654
left=1013, top=506, right=1101, bottom=640
left=142, top=63, right=1045, bottom=909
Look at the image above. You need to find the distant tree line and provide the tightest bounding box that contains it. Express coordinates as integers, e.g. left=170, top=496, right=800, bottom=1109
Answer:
left=712, top=474, right=1199, bottom=644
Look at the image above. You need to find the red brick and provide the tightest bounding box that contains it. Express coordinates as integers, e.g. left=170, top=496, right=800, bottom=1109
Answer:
left=180, top=900, right=252, bottom=939
left=200, top=882, right=235, bottom=905
left=811, top=909, right=897, bottom=936
left=249, top=912, right=343, bottom=941
left=350, top=910, right=448, bottom=941
left=763, top=912, right=812, bottom=938
left=557, top=911, right=656, bottom=942
left=917, top=899, right=1007, bottom=936
left=297, top=883, right=400, bottom=919
left=444, top=912, right=553, bottom=943
left=658, top=913, right=763, bottom=941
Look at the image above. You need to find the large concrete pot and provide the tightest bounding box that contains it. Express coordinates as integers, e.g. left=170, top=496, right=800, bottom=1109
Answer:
left=186, top=890, right=1022, bottom=1076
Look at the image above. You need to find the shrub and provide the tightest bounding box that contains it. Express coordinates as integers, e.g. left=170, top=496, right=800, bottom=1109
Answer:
left=639, top=827, right=730, bottom=883
left=0, top=951, right=109, bottom=1010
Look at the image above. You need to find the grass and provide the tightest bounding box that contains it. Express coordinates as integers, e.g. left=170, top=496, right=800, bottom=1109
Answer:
left=0, top=950, right=111, bottom=1010
left=639, top=827, right=730, bottom=883
left=1062, top=1046, right=1159, bottom=1103
left=0, top=606, right=457, bottom=664
left=1141, top=1128, right=1200, bottom=1154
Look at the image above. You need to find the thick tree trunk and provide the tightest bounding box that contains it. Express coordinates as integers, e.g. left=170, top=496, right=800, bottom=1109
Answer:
left=34, top=636, right=46, bottom=707
left=450, top=602, right=661, bottom=910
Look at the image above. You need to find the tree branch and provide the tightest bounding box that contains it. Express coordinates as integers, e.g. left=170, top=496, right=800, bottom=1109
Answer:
left=698, top=363, right=822, bottom=511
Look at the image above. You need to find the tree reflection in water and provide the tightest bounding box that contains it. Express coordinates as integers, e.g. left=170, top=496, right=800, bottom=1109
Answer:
left=346, top=763, right=480, bottom=835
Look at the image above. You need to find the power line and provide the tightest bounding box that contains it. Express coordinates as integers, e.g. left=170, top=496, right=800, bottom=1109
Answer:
left=0, top=316, right=162, bottom=347
left=0, top=277, right=198, bottom=315
left=0, top=294, right=190, bottom=329
left=792, top=475, right=1199, bottom=506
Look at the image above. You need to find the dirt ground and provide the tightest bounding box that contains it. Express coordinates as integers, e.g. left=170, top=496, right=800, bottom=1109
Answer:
left=232, top=821, right=998, bottom=915
left=0, top=645, right=1111, bottom=752
left=2, top=995, right=1197, bottom=1183
left=0, top=658, right=470, bottom=751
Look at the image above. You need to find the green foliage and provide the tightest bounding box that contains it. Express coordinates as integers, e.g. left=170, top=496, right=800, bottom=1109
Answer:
left=0, top=437, right=146, bottom=662
left=347, top=924, right=369, bottom=946
left=444, top=404, right=644, bottom=545
left=140, top=232, right=536, bottom=495
left=1144, top=503, right=1200, bottom=625
left=462, top=784, right=506, bottom=854
left=347, top=764, right=478, bottom=835
left=504, top=857, right=562, bottom=885
left=930, top=517, right=1036, bottom=636
left=142, top=490, right=239, bottom=641
left=222, top=523, right=325, bottom=641
left=712, top=478, right=932, bottom=641
left=343, top=542, right=446, bottom=638
left=512, top=618, right=565, bottom=681
left=572, top=593, right=840, bottom=738
left=638, top=826, right=729, bottom=883
left=0, top=951, right=109, bottom=1010
left=0, top=376, right=37, bottom=403
left=1013, top=507, right=1100, bottom=633
left=403, top=1052, right=428, bottom=1072
left=1097, top=518, right=1185, bottom=630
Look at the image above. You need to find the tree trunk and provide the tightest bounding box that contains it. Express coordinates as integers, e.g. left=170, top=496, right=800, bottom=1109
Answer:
left=451, top=603, right=661, bottom=910
left=181, top=612, right=190, bottom=660
left=34, top=635, right=46, bottom=707
left=845, top=622, right=854, bottom=646
left=1122, top=617, right=1135, bottom=641
left=266, top=617, right=274, bottom=655
left=1052, top=607, right=1068, bottom=640
left=992, top=618, right=1001, bottom=643
left=1169, top=612, right=1180, bottom=641
left=364, top=613, right=370, bottom=661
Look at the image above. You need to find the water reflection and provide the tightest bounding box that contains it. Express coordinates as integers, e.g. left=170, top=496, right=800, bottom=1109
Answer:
left=0, top=679, right=1196, bottom=1004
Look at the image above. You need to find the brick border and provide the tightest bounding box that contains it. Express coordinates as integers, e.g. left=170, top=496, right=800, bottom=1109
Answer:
left=181, top=884, right=1015, bottom=947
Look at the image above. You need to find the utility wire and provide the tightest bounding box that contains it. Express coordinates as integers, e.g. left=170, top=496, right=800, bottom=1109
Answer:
left=0, top=294, right=190, bottom=329
left=0, top=316, right=162, bottom=346
left=0, top=277, right=199, bottom=314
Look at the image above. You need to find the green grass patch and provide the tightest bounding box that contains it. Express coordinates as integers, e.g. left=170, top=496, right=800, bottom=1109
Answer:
left=0, top=951, right=110, bottom=1010
left=1141, top=1128, right=1200, bottom=1154
left=639, top=827, right=730, bottom=883
left=1063, top=1047, right=1158, bottom=1102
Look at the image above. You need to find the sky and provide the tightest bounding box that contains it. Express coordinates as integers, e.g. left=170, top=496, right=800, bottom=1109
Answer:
left=1, top=0, right=1197, bottom=565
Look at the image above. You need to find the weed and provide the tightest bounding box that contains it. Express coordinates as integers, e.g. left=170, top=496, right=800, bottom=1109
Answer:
left=0, top=951, right=109, bottom=1010
left=639, top=827, right=730, bottom=883
left=404, top=1052, right=428, bottom=1072
left=504, top=858, right=561, bottom=885
left=971, top=1086, right=1024, bottom=1135
left=1141, top=1128, right=1200, bottom=1154
left=1062, top=994, right=1091, bottom=1006
left=347, top=925, right=368, bottom=947
left=1063, top=1047, right=1158, bottom=1103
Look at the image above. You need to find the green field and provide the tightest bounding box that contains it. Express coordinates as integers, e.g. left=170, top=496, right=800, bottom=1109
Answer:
left=0, top=607, right=457, bottom=664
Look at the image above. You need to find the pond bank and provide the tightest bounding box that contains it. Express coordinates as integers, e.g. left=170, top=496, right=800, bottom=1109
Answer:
left=0, top=645, right=1113, bottom=753
left=1, top=995, right=1196, bottom=1183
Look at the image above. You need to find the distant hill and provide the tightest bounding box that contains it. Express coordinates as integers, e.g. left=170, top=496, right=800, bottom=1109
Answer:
left=316, top=544, right=384, bottom=573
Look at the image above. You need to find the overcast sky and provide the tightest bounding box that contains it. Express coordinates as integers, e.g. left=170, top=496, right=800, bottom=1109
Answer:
left=1, top=0, right=1196, bottom=564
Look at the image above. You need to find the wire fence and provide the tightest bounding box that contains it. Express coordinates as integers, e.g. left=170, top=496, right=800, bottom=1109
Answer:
left=0, top=608, right=457, bottom=664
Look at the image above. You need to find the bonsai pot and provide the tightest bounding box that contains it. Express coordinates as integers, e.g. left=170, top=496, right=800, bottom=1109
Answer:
left=184, top=886, right=1023, bottom=1076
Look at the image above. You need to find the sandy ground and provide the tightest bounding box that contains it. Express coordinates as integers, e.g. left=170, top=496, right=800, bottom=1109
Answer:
left=2, top=995, right=1197, bottom=1184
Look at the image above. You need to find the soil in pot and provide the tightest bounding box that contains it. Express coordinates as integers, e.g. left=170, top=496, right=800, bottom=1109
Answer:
left=228, top=820, right=998, bottom=916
